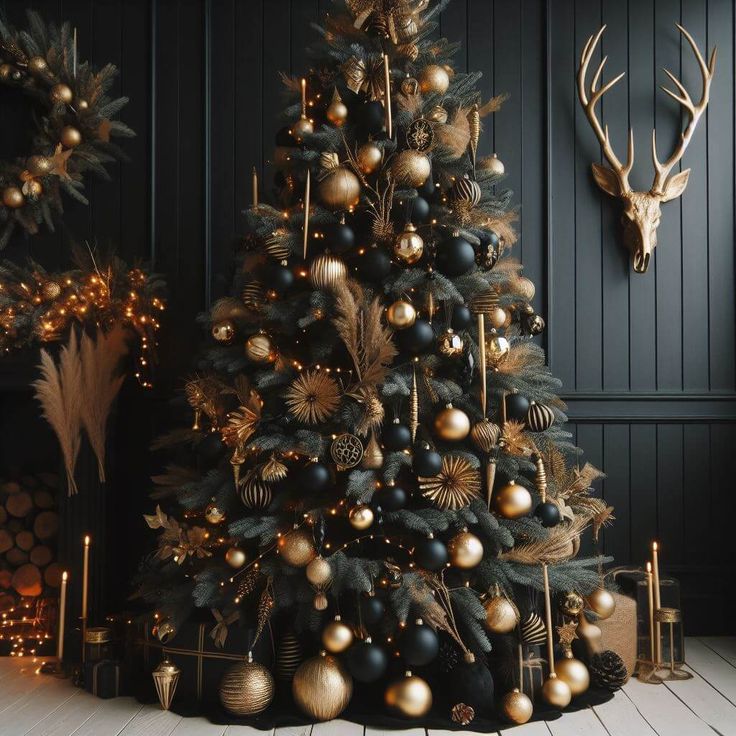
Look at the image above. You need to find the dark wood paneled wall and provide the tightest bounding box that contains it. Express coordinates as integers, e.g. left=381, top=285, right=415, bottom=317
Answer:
left=1, top=0, right=733, bottom=633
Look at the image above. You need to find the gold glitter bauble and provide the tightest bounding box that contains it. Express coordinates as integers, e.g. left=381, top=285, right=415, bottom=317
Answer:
left=493, top=480, right=532, bottom=519
left=501, top=689, right=533, bottom=725
left=60, top=125, right=82, bottom=148
left=318, top=167, right=361, bottom=210
left=586, top=588, right=616, bottom=620
left=41, top=281, right=62, bottom=301
left=386, top=299, right=416, bottom=329
left=278, top=528, right=317, bottom=568
left=348, top=504, right=374, bottom=530
left=2, top=187, right=24, bottom=209
left=219, top=656, right=275, bottom=715
left=433, top=404, right=470, bottom=441
left=419, top=455, right=481, bottom=510
left=292, top=652, right=353, bottom=721
left=27, top=155, right=52, bottom=176
left=516, top=276, right=536, bottom=301
left=50, top=83, right=73, bottom=104
left=418, top=64, right=450, bottom=95
left=305, top=556, right=332, bottom=586
left=483, top=593, right=520, bottom=634
left=394, top=223, right=424, bottom=265
left=542, top=673, right=572, bottom=708
left=447, top=530, right=484, bottom=569
left=357, top=141, right=383, bottom=174
left=391, top=150, right=431, bottom=188
left=245, top=332, right=277, bottom=363
left=556, top=652, right=590, bottom=696
left=322, top=616, right=354, bottom=654
left=309, top=253, right=348, bottom=291
left=559, top=591, right=585, bottom=617
left=385, top=672, right=433, bottom=718
left=225, top=546, right=247, bottom=568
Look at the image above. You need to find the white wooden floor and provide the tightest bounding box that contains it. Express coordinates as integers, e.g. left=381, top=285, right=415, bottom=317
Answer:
left=0, top=638, right=734, bottom=736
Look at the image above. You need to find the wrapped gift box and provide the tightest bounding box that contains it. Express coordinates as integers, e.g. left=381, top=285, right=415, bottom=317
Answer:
left=84, top=659, right=122, bottom=698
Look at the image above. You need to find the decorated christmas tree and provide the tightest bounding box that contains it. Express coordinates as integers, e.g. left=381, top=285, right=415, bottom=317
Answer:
left=137, top=0, right=623, bottom=726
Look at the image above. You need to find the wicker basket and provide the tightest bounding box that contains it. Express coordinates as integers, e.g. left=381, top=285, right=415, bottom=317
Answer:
left=598, top=592, right=637, bottom=681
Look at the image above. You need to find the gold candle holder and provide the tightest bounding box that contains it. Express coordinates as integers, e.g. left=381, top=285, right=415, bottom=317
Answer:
left=654, top=608, right=691, bottom=681
left=637, top=561, right=662, bottom=684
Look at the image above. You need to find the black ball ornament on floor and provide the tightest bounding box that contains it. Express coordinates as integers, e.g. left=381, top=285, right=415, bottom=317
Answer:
left=414, top=535, right=448, bottom=571
left=346, top=637, right=388, bottom=682
left=448, top=657, right=495, bottom=715
left=382, top=419, right=412, bottom=451
left=505, top=392, right=531, bottom=422
left=413, top=445, right=443, bottom=476
left=398, top=318, right=434, bottom=354
left=435, top=234, right=476, bottom=277
left=535, top=501, right=562, bottom=527
left=400, top=618, right=440, bottom=666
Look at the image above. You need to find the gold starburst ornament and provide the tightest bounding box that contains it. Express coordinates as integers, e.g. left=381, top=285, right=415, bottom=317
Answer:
left=419, top=455, right=481, bottom=510
left=285, top=370, right=341, bottom=424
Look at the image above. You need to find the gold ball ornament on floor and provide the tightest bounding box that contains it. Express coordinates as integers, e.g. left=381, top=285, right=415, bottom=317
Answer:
left=309, top=253, right=348, bottom=291
left=50, top=83, right=73, bottom=105
left=556, top=651, right=590, bottom=696
left=493, top=480, right=532, bottom=519
left=386, top=299, right=417, bottom=329
left=483, top=590, right=520, bottom=634
left=278, top=528, right=316, bottom=568
left=245, top=332, right=278, bottom=363
left=219, top=652, right=275, bottom=716
left=292, top=651, right=353, bottom=721
left=434, top=404, right=471, bottom=441
left=225, top=546, right=247, bottom=568
left=385, top=671, right=433, bottom=718
left=586, top=587, right=616, bottom=620
left=322, top=615, right=354, bottom=654
left=542, top=672, right=572, bottom=709
left=448, top=529, right=484, bottom=569
left=318, top=166, right=361, bottom=210
left=60, top=126, right=82, bottom=148
left=2, top=187, right=24, bottom=209
left=391, top=150, right=431, bottom=188
left=501, top=688, right=533, bottom=725
left=349, top=504, right=375, bottom=530
left=326, top=89, right=348, bottom=127
left=394, top=222, right=424, bottom=265
left=418, top=64, right=450, bottom=95
left=357, top=141, right=383, bottom=174
left=305, top=555, right=332, bottom=586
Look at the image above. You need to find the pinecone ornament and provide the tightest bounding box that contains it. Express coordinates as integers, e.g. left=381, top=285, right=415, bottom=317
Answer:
left=451, top=702, right=475, bottom=726
left=589, top=649, right=627, bottom=691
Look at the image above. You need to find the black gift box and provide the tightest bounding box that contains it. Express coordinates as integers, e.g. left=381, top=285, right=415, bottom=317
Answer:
left=85, top=659, right=122, bottom=698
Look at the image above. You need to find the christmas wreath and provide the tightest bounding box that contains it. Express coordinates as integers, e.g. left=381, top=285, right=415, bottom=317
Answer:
left=0, top=11, right=133, bottom=247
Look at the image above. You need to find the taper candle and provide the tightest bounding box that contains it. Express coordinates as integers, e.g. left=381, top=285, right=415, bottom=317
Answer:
left=382, top=53, right=392, bottom=138
left=646, top=561, right=655, bottom=664
left=81, top=534, right=90, bottom=662
left=252, top=166, right=258, bottom=208
left=303, top=168, right=311, bottom=259
left=652, top=541, right=661, bottom=663
left=57, top=571, right=68, bottom=663
left=73, top=28, right=77, bottom=79
left=300, top=77, right=307, bottom=117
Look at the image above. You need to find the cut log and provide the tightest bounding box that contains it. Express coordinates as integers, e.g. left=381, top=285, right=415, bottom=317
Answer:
left=11, top=564, right=42, bottom=596
left=0, top=481, right=21, bottom=495
left=6, top=491, right=32, bottom=518
left=33, top=511, right=59, bottom=540
left=33, top=490, right=55, bottom=510
left=0, top=529, right=13, bottom=554
left=37, top=472, right=58, bottom=488
left=6, top=547, right=29, bottom=566
left=20, top=475, right=38, bottom=489
left=29, top=545, right=53, bottom=567
left=44, top=563, right=62, bottom=588
left=0, top=569, right=11, bottom=589
left=15, top=530, right=35, bottom=552
left=0, top=507, right=6, bottom=525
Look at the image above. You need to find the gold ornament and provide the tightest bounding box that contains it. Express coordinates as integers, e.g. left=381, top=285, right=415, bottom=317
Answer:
left=448, top=529, right=484, bottom=569
left=50, top=83, right=73, bottom=104
left=428, top=104, right=448, bottom=123
left=275, top=631, right=303, bottom=683
left=342, top=55, right=385, bottom=99
left=21, top=177, right=42, bottom=200
left=451, top=702, right=475, bottom=726
left=488, top=305, right=508, bottom=330
left=406, top=118, right=434, bottom=152
left=155, top=620, right=176, bottom=643
left=204, top=502, right=226, bottom=524
left=516, top=276, right=536, bottom=301
left=310, top=252, right=348, bottom=291
left=586, top=588, right=616, bottom=620
left=292, top=116, right=314, bottom=142
left=357, top=141, right=382, bottom=174
left=556, top=650, right=590, bottom=696
left=261, top=454, right=288, bottom=482
left=470, top=419, right=500, bottom=453
left=401, top=76, right=419, bottom=95
left=2, top=187, right=24, bottom=209
left=434, top=404, right=470, bottom=441
left=60, top=126, right=82, bottom=148
left=394, top=222, right=424, bottom=264
left=391, top=150, right=431, bottom=187
left=27, top=56, right=48, bottom=75
left=306, top=556, right=332, bottom=586
left=484, top=152, right=505, bottom=175
left=468, top=103, right=481, bottom=174
left=451, top=176, right=481, bottom=206
left=493, top=480, right=532, bottom=519
left=501, top=689, right=533, bottom=725
left=313, top=591, right=329, bottom=610
left=27, top=155, right=52, bottom=176
left=219, top=653, right=275, bottom=715
left=41, top=281, right=62, bottom=301
left=239, top=472, right=272, bottom=509
left=292, top=651, right=353, bottom=721
left=385, top=671, right=433, bottom=718
left=576, top=612, right=603, bottom=657
left=361, top=431, right=384, bottom=469
left=225, top=546, right=247, bottom=568
left=322, top=615, right=354, bottom=654
left=437, top=328, right=464, bottom=357
left=418, top=64, right=450, bottom=94
left=527, top=401, right=555, bottom=432
left=486, top=332, right=510, bottom=368
left=211, top=320, right=235, bottom=343
left=318, top=166, right=361, bottom=210
left=77, top=99, right=89, bottom=110
left=278, top=528, right=317, bottom=568
left=419, top=455, right=480, bottom=510
left=331, top=433, right=364, bottom=470
left=349, top=504, right=374, bottom=530
left=409, top=364, right=419, bottom=441
left=326, top=89, right=348, bottom=126
left=559, top=591, right=585, bottom=617
left=0, top=64, right=15, bottom=82
left=483, top=587, right=520, bottom=633
left=386, top=299, right=416, bottom=329
left=285, top=369, right=341, bottom=424
left=520, top=611, right=547, bottom=645
left=542, top=672, right=572, bottom=708
left=245, top=331, right=277, bottom=363
left=152, top=659, right=180, bottom=710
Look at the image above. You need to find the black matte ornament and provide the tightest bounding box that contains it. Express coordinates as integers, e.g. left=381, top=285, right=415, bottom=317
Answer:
left=346, top=639, right=388, bottom=682
left=358, top=100, right=385, bottom=134
left=413, top=447, right=442, bottom=476
left=451, top=304, right=472, bottom=330
left=357, top=247, right=392, bottom=282
left=324, top=222, right=355, bottom=254
left=417, top=174, right=436, bottom=198
left=275, top=125, right=296, bottom=146
left=298, top=461, right=331, bottom=493
left=400, top=620, right=439, bottom=667
left=195, top=432, right=227, bottom=463
left=374, top=483, right=407, bottom=511
left=264, top=261, right=294, bottom=295
left=398, top=319, right=434, bottom=354
left=414, top=537, right=448, bottom=571
left=447, top=659, right=495, bottom=714
left=505, top=393, right=531, bottom=422
left=411, top=196, right=430, bottom=224
left=535, top=501, right=562, bottom=528
left=382, top=421, right=412, bottom=451
left=360, top=594, right=386, bottom=625
left=435, top=235, right=476, bottom=277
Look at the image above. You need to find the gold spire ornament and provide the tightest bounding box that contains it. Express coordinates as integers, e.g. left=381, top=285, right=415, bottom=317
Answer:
left=152, top=659, right=181, bottom=710
left=382, top=52, right=392, bottom=138
left=419, top=455, right=481, bottom=510
left=410, top=362, right=419, bottom=441
left=303, top=168, right=311, bottom=259
left=541, top=563, right=572, bottom=708
left=468, top=102, right=481, bottom=174
left=361, top=431, right=384, bottom=469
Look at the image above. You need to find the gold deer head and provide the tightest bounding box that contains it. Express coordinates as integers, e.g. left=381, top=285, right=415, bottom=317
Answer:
left=577, top=25, right=716, bottom=273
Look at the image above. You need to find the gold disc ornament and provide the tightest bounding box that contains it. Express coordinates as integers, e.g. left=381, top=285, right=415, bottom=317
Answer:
left=418, top=64, right=450, bottom=94
left=330, top=433, right=364, bottom=470
left=292, top=651, right=353, bottom=721
left=406, top=118, right=434, bottom=152
left=501, top=689, right=533, bottom=725
left=434, top=404, right=471, bottom=441
left=305, top=555, right=332, bottom=586
left=392, top=150, right=431, bottom=188
left=448, top=529, right=484, bottom=569
left=326, top=89, right=348, bottom=126
left=349, top=504, right=375, bottom=530
left=385, top=671, right=433, bottom=718
left=309, top=253, right=348, bottom=291
left=278, top=528, right=317, bottom=568
left=556, top=650, right=590, bottom=696
left=483, top=588, right=520, bottom=634
left=245, top=332, right=278, bottom=363
left=419, top=455, right=481, bottom=510
left=394, top=222, right=424, bottom=265
left=493, top=480, right=532, bottom=519
left=586, top=588, right=616, bottom=620
left=386, top=299, right=417, bottom=329
left=322, top=615, right=354, bottom=653
left=219, top=653, right=275, bottom=716
left=357, top=141, right=383, bottom=174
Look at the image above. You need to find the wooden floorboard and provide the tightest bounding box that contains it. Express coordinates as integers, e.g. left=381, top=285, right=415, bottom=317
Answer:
left=499, top=722, right=551, bottom=736
left=592, top=687, right=658, bottom=736
left=700, top=636, right=736, bottom=666
left=545, top=708, right=610, bottom=735
left=684, top=637, right=736, bottom=705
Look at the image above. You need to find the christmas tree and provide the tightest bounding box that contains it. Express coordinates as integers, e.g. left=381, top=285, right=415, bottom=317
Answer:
left=137, top=0, right=622, bottom=726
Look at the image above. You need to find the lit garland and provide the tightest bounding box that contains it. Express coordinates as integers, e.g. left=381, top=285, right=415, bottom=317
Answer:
left=0, top=257, right=166, bottom=387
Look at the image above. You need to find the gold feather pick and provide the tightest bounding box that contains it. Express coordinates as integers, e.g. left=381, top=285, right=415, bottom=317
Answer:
left=252, top=579, right=275, bottom=647
left=500, top=516, right=589, bottom=565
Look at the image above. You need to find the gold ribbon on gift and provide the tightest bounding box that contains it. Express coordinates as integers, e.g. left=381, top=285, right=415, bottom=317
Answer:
left=342, top=55, right=385, bottom=100
left=91, top=660, right=120, bottom=698
left=209, top=609, right=240, bottom=649
left=521, top=652, right=546, bottom=699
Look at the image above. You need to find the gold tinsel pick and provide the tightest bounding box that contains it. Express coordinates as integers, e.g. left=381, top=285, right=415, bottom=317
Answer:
left=500, top=419, right=530, bottom=457
left=285, top=369, right=342, bottom=424
left=252, top=579, right=275, bottom=647
left=419, top=455, right=481, bottom=510
left=592, top=505, right=616, bottom=544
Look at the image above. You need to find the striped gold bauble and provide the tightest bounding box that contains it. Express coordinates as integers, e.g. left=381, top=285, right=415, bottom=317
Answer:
left=239, top=472, right=272, bottom=510
left=275, top=631, right=303, bottom=684
left=526, top=401, right=555, bottom=432
left=470, top=419, right=501, bottom=453
left=519, top=611, right=547, bottom=645
left=452, top=176, right=482, bottom=206
left=309, top=253, right=347, bottom=291
left=219, top=653, right=274, bottom=715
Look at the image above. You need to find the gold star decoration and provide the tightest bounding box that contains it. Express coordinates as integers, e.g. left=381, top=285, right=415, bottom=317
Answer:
left=419, top=455, right=481, bottom=510
left=556, top=620, right=579, bottom=650
left=49, top=144, right=73, bottom=180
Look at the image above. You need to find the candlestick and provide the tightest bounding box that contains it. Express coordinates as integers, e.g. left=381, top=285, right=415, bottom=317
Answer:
left=646, top=562, right=655, bottom=664
left=477, top=313, right=487, bottom=416
left=57, top=571, right=68, bottom=663
left=81, top=535, right=90, bottom=663
left=73, top=27, right=77, bottom=79
left=300, top=77, right=307, bottom=117
left=303, top=168, right=311, bottom=260
left=382, top=53, right=392, bottom=138
left=252, top=166, right=258, bottom=208
left=652, top=541, right=661, bottom=664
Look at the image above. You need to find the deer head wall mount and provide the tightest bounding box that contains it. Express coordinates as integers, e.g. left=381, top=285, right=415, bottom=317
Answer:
left=577, top=25, right=716, bottom=274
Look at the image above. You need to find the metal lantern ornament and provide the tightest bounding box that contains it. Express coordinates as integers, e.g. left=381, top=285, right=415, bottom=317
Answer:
left=152, top=659, right=181, bottom=710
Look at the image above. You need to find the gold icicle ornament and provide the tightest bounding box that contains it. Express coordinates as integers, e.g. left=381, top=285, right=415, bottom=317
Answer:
left=468, top=102, right=481, bottom=175
left=410, top=362, right=419, bottom=442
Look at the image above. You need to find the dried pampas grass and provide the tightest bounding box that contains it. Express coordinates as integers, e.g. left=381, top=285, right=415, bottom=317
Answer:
left=433, top=107, right=471, bottom=160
